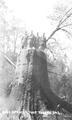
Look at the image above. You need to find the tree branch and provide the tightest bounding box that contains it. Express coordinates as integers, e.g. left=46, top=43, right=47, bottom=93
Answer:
left=47, top=8, right=72, bottom=42
left=47, top=28, right=60, bottom=41
left=49, top=37, right=57, bottom=42
left=59, top=13, right=72, bottom=26
left=58, top=7, right=72, bottom=26
left=0, top=51, right=16, bottom=68
left=60, top=24, right=72, bottom=28
left=60, top=28, right=72, bottom=37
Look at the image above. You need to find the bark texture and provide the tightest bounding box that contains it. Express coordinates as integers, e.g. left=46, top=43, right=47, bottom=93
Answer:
left=12, top=48, right=72, bottom=114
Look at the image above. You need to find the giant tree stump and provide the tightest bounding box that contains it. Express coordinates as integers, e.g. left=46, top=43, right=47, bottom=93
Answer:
left=12, top=48, right=72, bottom=120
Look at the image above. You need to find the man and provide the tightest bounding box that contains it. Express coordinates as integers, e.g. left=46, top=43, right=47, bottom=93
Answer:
left=21, top=31, right=29, bottom=49
left=39, top=33, right=47, bottom=51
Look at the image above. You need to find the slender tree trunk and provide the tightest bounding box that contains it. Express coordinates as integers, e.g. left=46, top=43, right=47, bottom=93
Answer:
left=47, top=27, right=60, bottom=41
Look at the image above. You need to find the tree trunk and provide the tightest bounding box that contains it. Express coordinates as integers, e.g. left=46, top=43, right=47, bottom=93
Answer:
left=12, top=48, right=72, bottom=120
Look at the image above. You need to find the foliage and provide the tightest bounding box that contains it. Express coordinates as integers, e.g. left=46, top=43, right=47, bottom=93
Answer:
left=47, top=5, right=72, bottom=40
left=1, top=1, right=72, bottom=120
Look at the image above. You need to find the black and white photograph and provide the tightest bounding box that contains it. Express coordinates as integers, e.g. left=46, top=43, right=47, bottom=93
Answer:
left=0, top=0, right=72, bottom=119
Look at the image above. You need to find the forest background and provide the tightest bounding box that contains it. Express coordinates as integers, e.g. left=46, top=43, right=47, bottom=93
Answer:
left=1, top=0, right=72, bottom=113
